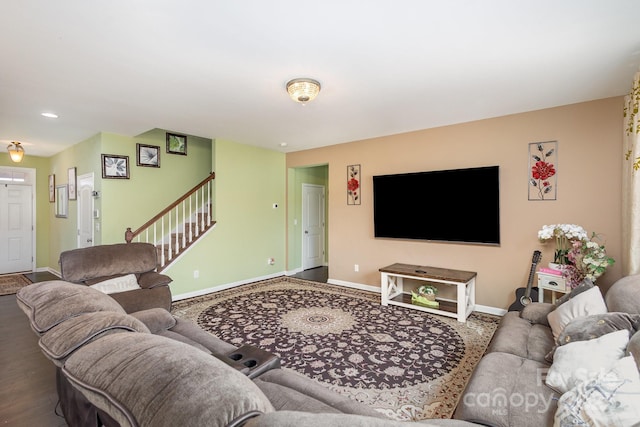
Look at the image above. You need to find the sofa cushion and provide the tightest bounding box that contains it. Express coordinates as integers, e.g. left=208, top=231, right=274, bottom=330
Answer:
left=244, top=411, right=480, bottom=427
left=545, top=329, right=629, bottom=394
left=59, top=242, right=158, bottom=283
left=129, top=308, right=176, bottom=334
left=62, top=333, right=274, bottom=427
left=254, top=369, right=384, bottom=418
left=554, top=356, right=640, bottom=426
left=453, top=352, right=557, bottom=427
left=89, top=273, right=141, bottom=294
left=486, top=311, right=554, bottom=363
left=16, top=281, right=125, bottom=334
left=605, top=274, right=640, bottom=314
left=39, top=312, right=149, bottom=366
left=547, top=285, right=607, bottom=340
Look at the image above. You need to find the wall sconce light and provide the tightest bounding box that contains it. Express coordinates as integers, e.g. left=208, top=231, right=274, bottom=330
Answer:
left=7, top=141, right=25, bottom=163
left=286, top=78, right=321, bottom=104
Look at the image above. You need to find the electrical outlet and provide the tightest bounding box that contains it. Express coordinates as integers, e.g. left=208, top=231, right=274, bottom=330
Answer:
left=267, top=258, right=275, bottom=265
left=193, top=270, right=199, bottom=279
left=354, top=264, right=359, bottom=272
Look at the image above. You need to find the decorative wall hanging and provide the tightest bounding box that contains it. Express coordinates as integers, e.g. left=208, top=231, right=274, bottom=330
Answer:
left=528, top=141, right=557, bottom=201
left=136, top=143, right=160, bottom=167
left=166, top=132, right=187, bottom=155
left=55, top=185, right=68, bottom=218
left=347, top=164, right=361, bottom=205
left=102, top=154, right=130, bottom=179
left=48, top=174, right=55, bottom=202
left=67, top=167, right=77, bottom=200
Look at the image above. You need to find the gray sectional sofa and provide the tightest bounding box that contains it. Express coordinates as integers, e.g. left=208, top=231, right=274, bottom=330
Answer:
left=454, top=276, right=640, bottom=426
left=17, top=280, right=476, bottom=427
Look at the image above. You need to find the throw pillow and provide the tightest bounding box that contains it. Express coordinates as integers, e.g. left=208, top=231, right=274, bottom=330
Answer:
left=90, top=273, right=141, bottom=294
left=554, top=356, right=640, bottom=426
left=557, top=312, right=640, bottom=345
left=545, top=329, right=629, bottom=394
left=547, top=285, right=607, bottom=340
left=554, top=278, right=594, bottom=307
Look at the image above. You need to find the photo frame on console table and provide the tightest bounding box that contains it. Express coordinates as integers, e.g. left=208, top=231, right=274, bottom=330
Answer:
left=528, top=141, right=557, bottom=201
left=347, top=164, right=361, bottom=205
left=102, top=154, right=130, bottom=179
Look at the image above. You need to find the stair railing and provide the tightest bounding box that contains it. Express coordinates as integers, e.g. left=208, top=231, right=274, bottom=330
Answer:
left=125, top=172, right=216, bottom=270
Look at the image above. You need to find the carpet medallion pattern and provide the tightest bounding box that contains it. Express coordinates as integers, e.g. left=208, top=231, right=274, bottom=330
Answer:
left=172, top=277, right=499, bottom=421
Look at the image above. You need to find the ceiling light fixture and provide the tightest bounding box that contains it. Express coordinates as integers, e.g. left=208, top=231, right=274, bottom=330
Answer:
left=7, top=141, right=25, bottom=163
left=41, top=112, right=58, bottom=118
left=286, top=78, right=321, bottom=104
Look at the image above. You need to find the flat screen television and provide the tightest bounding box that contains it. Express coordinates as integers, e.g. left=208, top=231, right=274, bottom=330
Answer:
left=373, top=165, right=500, bottom=245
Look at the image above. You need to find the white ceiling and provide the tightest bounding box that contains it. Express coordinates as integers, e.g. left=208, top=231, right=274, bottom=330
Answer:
left=2, top=1, right=640, bottom=157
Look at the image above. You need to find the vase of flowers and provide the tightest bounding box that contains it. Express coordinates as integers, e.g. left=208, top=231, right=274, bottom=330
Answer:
left=537, top=224, right=614, bottom=289
left=537, top=224, right=588, bottom=266
left=562, top=235, right=615, bottom=288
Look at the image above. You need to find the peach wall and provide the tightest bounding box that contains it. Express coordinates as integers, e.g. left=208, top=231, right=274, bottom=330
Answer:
left=286, top=97, right=624, bottom=310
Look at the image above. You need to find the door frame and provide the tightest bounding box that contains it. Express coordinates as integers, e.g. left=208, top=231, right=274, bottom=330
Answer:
left=301, top=183, right=326, bottom=270
left=0, top=166, right=36, bottom=273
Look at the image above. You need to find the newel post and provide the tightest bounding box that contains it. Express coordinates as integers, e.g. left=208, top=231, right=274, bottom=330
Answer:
left=125, top=227, right=133, bottom=243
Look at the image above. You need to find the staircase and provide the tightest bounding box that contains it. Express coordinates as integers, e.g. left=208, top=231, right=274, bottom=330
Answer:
left=125, top=172, right=216, bottom=271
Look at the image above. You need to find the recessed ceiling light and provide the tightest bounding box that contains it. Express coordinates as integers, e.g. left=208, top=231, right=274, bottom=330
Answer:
left=41, top=112, right=58, bottom=118
left=279, top=142, right=288, bottom=147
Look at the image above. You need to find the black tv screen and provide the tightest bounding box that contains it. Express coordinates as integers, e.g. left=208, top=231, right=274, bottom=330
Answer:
left=373, top=166, right=500, bottom=245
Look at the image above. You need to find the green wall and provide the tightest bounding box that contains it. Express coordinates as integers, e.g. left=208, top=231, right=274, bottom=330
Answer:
left=100, top=130, right=213, bottom=244
left=4, top=133, right=287, bottom=299
left=165, top=139, right=286, bottom=296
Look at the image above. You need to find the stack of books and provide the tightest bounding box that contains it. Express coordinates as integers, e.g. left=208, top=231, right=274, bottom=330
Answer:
left=538, top=266, right=563, bottom=277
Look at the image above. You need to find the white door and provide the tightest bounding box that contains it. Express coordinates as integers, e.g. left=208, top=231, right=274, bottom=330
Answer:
left=302, top=184, right=325, bottom=270
left=77, top=173, right=94, bottom=248
left=0, top=183, right=33, bottom=273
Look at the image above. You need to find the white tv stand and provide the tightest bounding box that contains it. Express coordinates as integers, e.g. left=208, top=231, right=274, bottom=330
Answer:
left=379, top=263, right=476, bottom=322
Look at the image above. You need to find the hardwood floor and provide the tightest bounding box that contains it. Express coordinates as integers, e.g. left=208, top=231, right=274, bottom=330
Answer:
left=290, top=266, right=328, bottom=283
left=1, top=273, right=67, bottom=426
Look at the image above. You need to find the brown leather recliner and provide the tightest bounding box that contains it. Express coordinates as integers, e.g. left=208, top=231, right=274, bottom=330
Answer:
left=59, top=242, right=172, bottom=313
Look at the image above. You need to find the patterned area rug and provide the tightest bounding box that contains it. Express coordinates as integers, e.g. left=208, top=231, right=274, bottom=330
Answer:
left=0, top=274, right=32, bottom=296
left=171, top=277, right=499, bottom=421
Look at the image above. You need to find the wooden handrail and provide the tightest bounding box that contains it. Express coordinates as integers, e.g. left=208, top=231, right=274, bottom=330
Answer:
left=125, top=172, right=215, bottom=243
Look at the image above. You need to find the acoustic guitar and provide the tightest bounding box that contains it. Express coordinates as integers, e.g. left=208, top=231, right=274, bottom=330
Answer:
left=508, top=250, right=542, bottom=312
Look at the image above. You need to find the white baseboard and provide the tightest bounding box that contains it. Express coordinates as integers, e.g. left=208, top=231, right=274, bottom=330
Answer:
left=172, top=271, right=285, bottom=301
left=327, top=278, right=380, bottom=294
left=173, top=274, right=507, bottom=317
left=474, top=304, right=506, bottom=316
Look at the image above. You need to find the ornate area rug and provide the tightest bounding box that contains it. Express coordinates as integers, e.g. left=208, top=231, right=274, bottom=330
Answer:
left=0, top=274, right=32, bottom=296
left=172, top=277, right=499, bottom=421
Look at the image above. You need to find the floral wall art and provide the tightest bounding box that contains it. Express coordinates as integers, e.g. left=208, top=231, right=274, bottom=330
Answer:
left=347, top=164, right=361, bottom=205
left=528, top=141, right=558, bottom=201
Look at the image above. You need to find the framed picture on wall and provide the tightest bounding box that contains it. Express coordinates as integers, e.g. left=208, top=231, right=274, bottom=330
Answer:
left=68, top=167, right=77, bottom=200
left=101, top=154, right=130, bottom=179
left=136, top=143, right=160, bottom=167
left=166, top=132, right=187, bottom=155
left=48, top=174, right=55, bottom=202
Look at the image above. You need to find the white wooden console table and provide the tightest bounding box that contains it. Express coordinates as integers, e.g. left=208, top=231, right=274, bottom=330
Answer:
left=379, top=263, right=477, bottom=322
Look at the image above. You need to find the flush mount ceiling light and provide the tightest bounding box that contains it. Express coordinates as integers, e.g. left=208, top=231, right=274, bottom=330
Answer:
left=286, top=78, right=321, bottom=104
left=7, top=141, right=25, bottom=163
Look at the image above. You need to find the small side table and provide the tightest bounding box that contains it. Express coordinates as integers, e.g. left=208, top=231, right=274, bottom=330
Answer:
left=537, top=272, right=569, bottom=303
